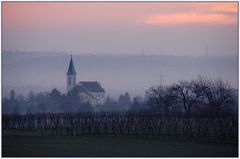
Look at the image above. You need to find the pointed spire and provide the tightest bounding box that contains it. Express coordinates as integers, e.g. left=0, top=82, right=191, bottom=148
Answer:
left=67, top=55, right=76, bottom=75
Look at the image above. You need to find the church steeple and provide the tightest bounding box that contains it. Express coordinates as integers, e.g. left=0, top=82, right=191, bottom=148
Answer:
left=67, top=55, right=76, bottom=75
left=67, top=55, right=77, bottom=92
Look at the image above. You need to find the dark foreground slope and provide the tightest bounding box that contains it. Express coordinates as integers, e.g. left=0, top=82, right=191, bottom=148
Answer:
left=2, top=135, right=238, bottom=157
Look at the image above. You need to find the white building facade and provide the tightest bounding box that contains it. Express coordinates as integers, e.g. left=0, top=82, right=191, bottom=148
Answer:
left=66, top=55, right=105, bottom=106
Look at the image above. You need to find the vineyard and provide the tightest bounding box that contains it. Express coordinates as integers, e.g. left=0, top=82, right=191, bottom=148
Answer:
left=3, top=112, right=238, bottom=144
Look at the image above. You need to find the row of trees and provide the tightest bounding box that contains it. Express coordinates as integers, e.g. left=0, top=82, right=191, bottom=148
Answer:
left=2, top=76, right=237, bottom=116
left=146, top=76, right=237, bottom=116
left=3, top=89, right=89, bottom=114
left=2, top=89, right=134, bottom=114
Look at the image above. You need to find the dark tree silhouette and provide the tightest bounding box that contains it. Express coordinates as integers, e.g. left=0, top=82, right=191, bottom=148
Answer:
left=171, top=80, right=205, bottom=116
left=198, top=76, right=234, bottom=114
left=146, top=85, right=178, bottom=115
left=118, top=92, right=132, bottom=110
left=129, top=96, right=146, bottom=111
left=10, top=90, right=16, bottom=100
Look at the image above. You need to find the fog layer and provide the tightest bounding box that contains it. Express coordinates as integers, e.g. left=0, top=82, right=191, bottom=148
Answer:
left=2, top=51, right=238, bottom=98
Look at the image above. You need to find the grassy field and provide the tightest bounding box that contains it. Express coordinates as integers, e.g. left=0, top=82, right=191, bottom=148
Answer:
left=2, top=134, right=238, bottom=157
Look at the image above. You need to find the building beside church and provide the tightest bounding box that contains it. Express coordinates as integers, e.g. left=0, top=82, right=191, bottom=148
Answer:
left=67, top=55, right=105, bottom=105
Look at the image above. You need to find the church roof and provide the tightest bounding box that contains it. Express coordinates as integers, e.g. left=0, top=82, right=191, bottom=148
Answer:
left=72, top=85, right=92, bottom=97
left=78, top=81, right=105, bottom=93
left=67, top=55, right=76, bottom=75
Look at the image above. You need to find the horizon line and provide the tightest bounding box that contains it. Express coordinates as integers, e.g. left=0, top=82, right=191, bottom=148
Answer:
left=2, top=50, right=238, bottom=57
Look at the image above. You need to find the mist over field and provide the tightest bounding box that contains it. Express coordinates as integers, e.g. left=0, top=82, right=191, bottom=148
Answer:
left=2, top=51, right=238, bottom=99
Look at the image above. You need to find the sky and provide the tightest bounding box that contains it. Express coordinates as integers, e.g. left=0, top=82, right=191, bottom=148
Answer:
left=2, top=2, right=238, bottom=56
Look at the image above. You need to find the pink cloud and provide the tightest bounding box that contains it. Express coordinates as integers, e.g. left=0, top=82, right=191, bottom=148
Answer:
left=193, top=2, right=238, bottom=14
left=143, top=2, right=238, bottom=26
left=143, top=13, right=237, bottom=25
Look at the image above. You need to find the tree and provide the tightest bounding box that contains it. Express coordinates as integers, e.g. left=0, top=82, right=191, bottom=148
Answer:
left=124, top=92, right=132, bottom=106
left=99, top=96, right=119, bottom=112
left=2, top=97, right=10, bottom=114
left=199, top=77, right=233, bottom=114
left=146, top=85, right=178, bottom=115
left=64, top=93, right=79, bottom=112
left=27, top=91, right=36, bottom=113
left=28, top=91, right=35, bottom=106
left=118, top=92, right=132, bottom=110
left=105, top=95, right=111, bottom=104
left=171, top=80, right=204, bottom=116
left=13, top=106, right=20, bottom=114
left=50, top=88, right=61, bottom=99
left=79, top=102, right=94, bottom=112
left=16, top=95, right=27, bottom=114
left=129, top=96, right=146, bottom=112
left=47, top=88, right=62, bottom=113
left=39, top=102, right=47, bottom=113
left=10, top=90, right=16, bottom=100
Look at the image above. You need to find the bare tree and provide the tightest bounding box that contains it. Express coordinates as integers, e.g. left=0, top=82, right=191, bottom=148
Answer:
left=171, top=80, right=204, bottom=116
left=198, top=76, right=233, bottom=113
left=146, top=85, right=177, bottom=115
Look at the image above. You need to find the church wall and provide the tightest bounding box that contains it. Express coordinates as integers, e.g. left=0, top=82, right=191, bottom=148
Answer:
left=91, top=92, right=105, bottom=105
left=67, top=75, right=76, bottom=92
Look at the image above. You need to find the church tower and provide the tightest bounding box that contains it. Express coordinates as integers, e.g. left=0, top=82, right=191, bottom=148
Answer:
left=67, top=55, right=77, bottom=92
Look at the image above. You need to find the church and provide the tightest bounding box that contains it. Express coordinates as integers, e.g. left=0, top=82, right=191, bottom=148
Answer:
left=66, top=55, right=105, bottom=105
